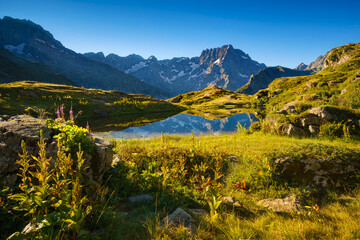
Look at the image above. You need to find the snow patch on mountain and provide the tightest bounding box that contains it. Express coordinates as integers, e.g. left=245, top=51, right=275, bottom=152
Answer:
left=4, top=43, right=25, bottom=54
left=125, top=61, right=148, bottom=74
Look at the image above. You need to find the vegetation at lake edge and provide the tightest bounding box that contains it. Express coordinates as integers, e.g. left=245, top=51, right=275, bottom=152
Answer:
left=167, top=85, right=254, bottom=119
left=0, top=81, right=183, bottom=130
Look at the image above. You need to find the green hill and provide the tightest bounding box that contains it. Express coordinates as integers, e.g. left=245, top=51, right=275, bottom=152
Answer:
left=167, top=85, right=253, bottom=118
left=254, top=42, right=360, bottom=137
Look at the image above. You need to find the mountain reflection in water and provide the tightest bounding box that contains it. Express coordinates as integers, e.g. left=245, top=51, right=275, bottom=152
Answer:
left=110, top=113, right=258, bottom=139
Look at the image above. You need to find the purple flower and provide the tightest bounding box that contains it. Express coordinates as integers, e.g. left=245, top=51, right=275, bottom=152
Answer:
left=60, top=105, right=64, bottom=118
left=56, top=108, right=61, bottom=118
left=69, top=106, right=74, bottom=123
left=86, top=121, right=90, bottom=132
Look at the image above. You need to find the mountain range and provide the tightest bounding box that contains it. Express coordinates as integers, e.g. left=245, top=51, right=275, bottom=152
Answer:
left=84, top=44, right=266, bottom=96
left=0, top=16, right=166, bottom=97
left=0, top=16, right=270, bottom=98
left=0, top=16, right=327, bottom=99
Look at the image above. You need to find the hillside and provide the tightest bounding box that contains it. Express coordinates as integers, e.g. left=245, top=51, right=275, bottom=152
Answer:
left=167, top=85, right=253, bottom=118
left=237, top=66, right=312, bottom=95
left=0, top=48, right=74, bottom=85
left=84, top=45, right=266, bottom=96
left=0, top=81, right=183, bottom=130
left=0, top=16, right=167, bottom=98
left=255, top=42, right=360, bottom=137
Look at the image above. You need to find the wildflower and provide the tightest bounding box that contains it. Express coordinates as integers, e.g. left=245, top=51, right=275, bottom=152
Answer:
left=56, top=108, right=61, bottom=119
left=86, top=122, right=90, bottom=132
left=69, top=105, right=74, bottom=123
left=60, top=104, right=64, bottom=119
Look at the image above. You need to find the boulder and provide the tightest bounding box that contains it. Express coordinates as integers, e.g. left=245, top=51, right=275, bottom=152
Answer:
left=299, top=114, right=321, bottom=127
left=0, top=115, right=115, bottom=186
left=270, top=156, right=360, bottom=188
left=258, top=194, right=308, bottom=213
left=308, top=125, right=320, bottom=134
left=287, top=124, right=308, bottom=137
left=309, top=107, right=335, bottom=121
left=161, top=208, right=198, bottom=234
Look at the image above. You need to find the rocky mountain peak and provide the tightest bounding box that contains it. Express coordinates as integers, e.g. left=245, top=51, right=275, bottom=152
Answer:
left=0, top=16, right=64, bottom=51
left=148, top=55, right=158, bottom=62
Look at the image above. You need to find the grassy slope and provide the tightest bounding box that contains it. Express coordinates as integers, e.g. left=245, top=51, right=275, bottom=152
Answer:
left=167, top=85, right=254, bottom=119
left=259, top=43, right=360, bottom=114
left=0, top=48, right=75, bottom=85
left=100, top=132, right=360, bottom=239
left=0, top=81, right=183, bottom=129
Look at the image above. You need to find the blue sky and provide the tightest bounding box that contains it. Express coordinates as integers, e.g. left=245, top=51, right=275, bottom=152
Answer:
left=1, top=0, right=359, bottom=68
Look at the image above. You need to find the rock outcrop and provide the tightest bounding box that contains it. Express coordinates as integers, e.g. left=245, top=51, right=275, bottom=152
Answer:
left=258, top=194, right=308, bottom=213
left=0, top=115, right=115, bottom=186
left=270, top=153, right=360, bottom=188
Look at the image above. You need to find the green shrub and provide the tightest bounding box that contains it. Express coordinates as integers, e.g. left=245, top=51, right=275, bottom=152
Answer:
left=8, top=132, right=100, bottom=239
left=249, top=122, right=261, bottom=132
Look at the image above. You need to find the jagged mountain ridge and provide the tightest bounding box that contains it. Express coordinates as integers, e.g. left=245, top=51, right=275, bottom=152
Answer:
left=0, top=16, right=167, bottom=98
left=84, top=45, right=266, bottom=97
left=295, top=53, right=329, bottom=72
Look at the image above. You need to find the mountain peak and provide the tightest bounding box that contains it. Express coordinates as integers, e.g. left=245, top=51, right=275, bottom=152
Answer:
left=148, top=55, right=158, bottom=61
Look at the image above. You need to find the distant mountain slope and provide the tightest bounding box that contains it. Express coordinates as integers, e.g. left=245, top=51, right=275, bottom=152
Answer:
left=0, top=16, right=167, bottom=98
left=0, top=48, right=74, bottom=85
left=84, top=45, right=266, bottom=97
left=237, top=66, right=312, bottom=95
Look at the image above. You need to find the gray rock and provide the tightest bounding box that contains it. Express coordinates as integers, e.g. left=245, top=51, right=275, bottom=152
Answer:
left=128, top=194, right=154, bottom=203
left=271, top=155, right=360, bottom=188
left=221, top=196, right=243, bottom=208
left=309, top=107, right=335, bottom=121
left=258, top=194, right=308, bottom=213
left=161, top=208, right=197, bottom=234
left=309, top=125, right=320, bottom=134
left=300, top=114, right=321, bottom=127
left=287, top=124, right=308, bottom=137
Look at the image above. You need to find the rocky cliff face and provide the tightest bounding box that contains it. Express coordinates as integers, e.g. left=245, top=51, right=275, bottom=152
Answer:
left=0, top=16, right=166, bottom=98
left=84, top=45, right=266, bottom=97
left=323, top=43, right=360, bottom=69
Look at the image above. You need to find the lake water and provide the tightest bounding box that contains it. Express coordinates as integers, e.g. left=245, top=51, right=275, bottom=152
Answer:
left=109, top=113, right=258, bottom=139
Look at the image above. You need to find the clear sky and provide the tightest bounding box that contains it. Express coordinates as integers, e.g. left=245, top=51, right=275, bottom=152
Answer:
left=1, top=0, right=359, bottom=68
